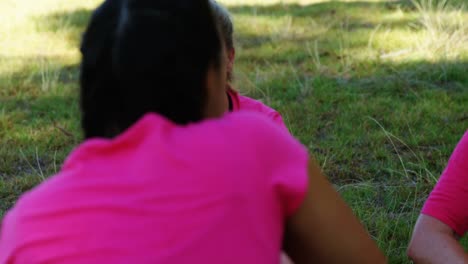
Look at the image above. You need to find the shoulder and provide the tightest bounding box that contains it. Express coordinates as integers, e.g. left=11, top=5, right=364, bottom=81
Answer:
left=182, top=111, right=303, bottom=162
left=450, top=130, right=468, bottom=165
left=184, top=111, right=283, bottom=147
left=439, top=130, right=468, bottom=183
left=233, top=93, right=287, bottom=129
left=221, top=112, right=309, bottom=216
left=220, top=112, right=305, bottom=162
left=228, top=87, right=279, bottom=114
left=238, top=94, right=278, bottom=114
left=216, top=111, right=287, bottom=142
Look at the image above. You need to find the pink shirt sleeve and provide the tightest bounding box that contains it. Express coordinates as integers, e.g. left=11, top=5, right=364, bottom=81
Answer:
left=422, top=131, right=468, bottom=236
left=236, top=112, right=309, bottom=216
left=268, top=128, right=309, bottom=216
left=269, top=111, right=287, bottom=131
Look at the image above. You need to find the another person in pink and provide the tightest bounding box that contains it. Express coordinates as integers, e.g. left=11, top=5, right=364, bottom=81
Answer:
left=0, top=0, right=385, bottom=263
left=227, top=88, right=286, bottom=129
left=408, top=130, right=468, bottom=263
left=210, top=0, right=287, bottom=130
left=210, top=4, right=289, bottom=262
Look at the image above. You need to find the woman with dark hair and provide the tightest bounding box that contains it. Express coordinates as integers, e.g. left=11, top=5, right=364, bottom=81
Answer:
left=210, top=0, right=287, bottom=130
left=80, top=0, right=227, bottom=139
left=0, top=0, right=385, bottom=263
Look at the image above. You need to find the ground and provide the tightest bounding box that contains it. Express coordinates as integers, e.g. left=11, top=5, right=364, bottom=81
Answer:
left=0, top=0, right=467, bottom=263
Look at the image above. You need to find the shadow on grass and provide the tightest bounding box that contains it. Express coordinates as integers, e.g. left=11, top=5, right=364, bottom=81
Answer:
left=353, top=60, right=468, bottom=92
left=0, top=55, right=81, bottom=138
left=0, top=92, right=81, bottom=177
left=0, top=55, right=81, bottom=180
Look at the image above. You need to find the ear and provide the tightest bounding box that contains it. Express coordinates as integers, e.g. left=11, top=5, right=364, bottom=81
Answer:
left=227, top=47, right=235, bottom=72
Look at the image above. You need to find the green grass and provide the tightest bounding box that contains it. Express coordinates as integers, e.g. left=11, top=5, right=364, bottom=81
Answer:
left=0, top=0, right=467, bottom=263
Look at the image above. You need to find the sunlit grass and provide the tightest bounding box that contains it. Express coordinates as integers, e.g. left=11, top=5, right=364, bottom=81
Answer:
left=412, top=0, right=468, bottom=61
left=222, top=0, right=390, bottom=5
left=0, top=0, right=98, bottom=98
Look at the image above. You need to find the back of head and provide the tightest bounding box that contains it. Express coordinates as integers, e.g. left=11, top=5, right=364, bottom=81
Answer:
left=80, top=0, right=222, bottom=139
left=209, top=0, right=234, bottom=50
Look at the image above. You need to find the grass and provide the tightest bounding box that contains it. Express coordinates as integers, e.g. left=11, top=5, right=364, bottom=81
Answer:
left=0, top=0, right=467, bottom=262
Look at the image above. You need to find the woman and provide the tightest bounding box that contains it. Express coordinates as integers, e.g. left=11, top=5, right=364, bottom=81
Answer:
left=210, top=0, right=287, bottom=130
left=0, top=0, right=385, bottom=263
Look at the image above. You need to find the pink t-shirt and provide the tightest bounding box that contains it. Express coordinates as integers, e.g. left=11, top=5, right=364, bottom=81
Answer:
left=0, top=112, right=308, bottom=264
left=422, top=130, right=468, bottom=236
left=228, top=87, right=287, bottom=130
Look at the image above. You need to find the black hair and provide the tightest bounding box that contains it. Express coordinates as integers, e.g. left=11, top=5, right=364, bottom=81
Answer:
left=79, top=0, right=223, bottom=139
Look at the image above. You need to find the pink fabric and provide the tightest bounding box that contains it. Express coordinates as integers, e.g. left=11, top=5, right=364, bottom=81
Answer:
left=422, top=130, right=468, bottom=236
left=227, top=87, right=287, bottom=130
left=0, top=112, right=308, bottom=264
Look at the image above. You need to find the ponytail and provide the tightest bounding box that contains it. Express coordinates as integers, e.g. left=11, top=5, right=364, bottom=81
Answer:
left=80, top=0, right=222, bottom=139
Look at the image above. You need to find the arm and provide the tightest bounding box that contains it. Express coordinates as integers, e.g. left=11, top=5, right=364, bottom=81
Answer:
left=408, top=214, right=468, bottom=264
left=283, top=157, right=386, bottom=264
left=407, top=131, right=468, bottom=263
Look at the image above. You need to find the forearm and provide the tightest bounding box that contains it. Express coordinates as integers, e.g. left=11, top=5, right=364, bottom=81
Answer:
left=408, top=215, right=468, bottom=264
left=284, top=158, right=386, bottom=264
left=408, top=233, right=467, bottom=264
